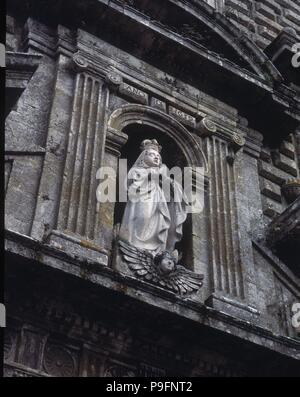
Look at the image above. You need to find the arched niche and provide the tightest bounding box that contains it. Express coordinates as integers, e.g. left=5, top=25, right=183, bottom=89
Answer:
left=108, top=104, right=208, bottom=171
left=104, top=104, right=208, bottom=274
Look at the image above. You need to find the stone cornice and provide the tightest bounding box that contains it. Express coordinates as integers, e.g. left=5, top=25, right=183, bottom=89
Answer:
left=6, top=51, right=42, bottom=89
left=5, top=228, right=300, bottom=361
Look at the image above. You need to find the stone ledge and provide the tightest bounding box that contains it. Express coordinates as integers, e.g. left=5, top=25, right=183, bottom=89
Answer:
left=5, top=228, right=300, bottom=361
left=4, top=362, right=50, bottom=377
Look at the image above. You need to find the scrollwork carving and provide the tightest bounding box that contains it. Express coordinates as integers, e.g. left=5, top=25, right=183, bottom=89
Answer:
left=227, top=132, right=246, bottom=165
left=196, top=117, right=217, bottom=137
left=106, top=72, right=123, bottom=89
left=72, top=53, right=89, bottom=71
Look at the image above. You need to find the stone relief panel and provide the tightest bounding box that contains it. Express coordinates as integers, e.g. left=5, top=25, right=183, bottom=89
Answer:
left=43, top=343, right=77, bottom=377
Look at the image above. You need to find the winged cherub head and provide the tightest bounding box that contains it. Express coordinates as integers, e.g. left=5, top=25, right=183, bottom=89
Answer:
left=154, top=251, right=178, bottom=275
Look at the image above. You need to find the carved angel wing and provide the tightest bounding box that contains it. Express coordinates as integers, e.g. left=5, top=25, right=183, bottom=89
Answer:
left=118, top=240, right=156, bottom=281
left=166, top=265, right=204, bottom=295
left=119, top=240, right=203, bottom=295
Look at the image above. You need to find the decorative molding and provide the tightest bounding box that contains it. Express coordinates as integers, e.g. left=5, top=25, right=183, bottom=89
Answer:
left=105, top=127, right=128, bottom=157
left=6, top=52, right=42, bottom=89
left=5, top=230, right=300, bottom=360
left=21, top=18, right=57, bottom=56
left=108, top=104, right=208, bottom=171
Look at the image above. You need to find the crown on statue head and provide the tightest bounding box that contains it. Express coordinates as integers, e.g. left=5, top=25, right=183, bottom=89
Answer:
left=140, top=139, right=162, bottom=153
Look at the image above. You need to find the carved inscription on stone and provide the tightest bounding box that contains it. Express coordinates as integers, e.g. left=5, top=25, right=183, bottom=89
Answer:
left=119, top=83, right=148, bottom=104
left=169, top=106, right=196, bottom=127
left=150, top=97, right=167, bottom=111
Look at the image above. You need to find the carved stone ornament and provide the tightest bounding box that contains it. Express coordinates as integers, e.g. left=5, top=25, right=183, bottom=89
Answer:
left=106, top=72, right=123, bottom=88
left=119, top=239, right=203, bottom=295
left=196, top=117, right=217, bottom=137
left=227, top=132, right=246, bottom=165
left=281, top=179, right=300, bottom=204
left=72, top=53, right=89, bottom=71
left=43, top=345, right=76, bottom=377
left=231, top=132, right=246, bottom=150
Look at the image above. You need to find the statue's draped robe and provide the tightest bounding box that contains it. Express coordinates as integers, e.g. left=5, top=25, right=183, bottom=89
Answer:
left=119, top=165, right=187, bottom=254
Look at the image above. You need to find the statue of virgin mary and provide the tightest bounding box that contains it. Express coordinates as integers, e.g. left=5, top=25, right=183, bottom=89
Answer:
left=119, top=139, right=188, bottom=255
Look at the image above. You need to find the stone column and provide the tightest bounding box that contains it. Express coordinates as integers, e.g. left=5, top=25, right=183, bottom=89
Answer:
left=200, top=122, right=261, bottom=321
left=57, top=71, right=108, bottom=242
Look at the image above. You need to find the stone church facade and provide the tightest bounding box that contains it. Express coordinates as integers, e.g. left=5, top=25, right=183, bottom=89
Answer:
left=4, top=0, right=300, bottom=377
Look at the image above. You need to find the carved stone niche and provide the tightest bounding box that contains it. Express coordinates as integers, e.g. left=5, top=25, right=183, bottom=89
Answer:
left=267, top=195, right=300, bottom=276
left=104, top=104, right=209, bottom=297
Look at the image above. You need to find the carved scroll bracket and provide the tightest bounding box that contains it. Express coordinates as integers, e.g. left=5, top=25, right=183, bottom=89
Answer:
left=226, top=133, right=246, bottom=165
left=196, top=117, right=217, bottom=137
left=105, top=72, right=123, bottom=91
left=196, top=116, right=246, bottom=164
left=72, top=53, right=89, bottom=72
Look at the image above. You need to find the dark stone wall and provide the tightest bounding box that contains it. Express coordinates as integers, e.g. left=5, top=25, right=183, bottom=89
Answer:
left=224, top=0, right=300, bottom=49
